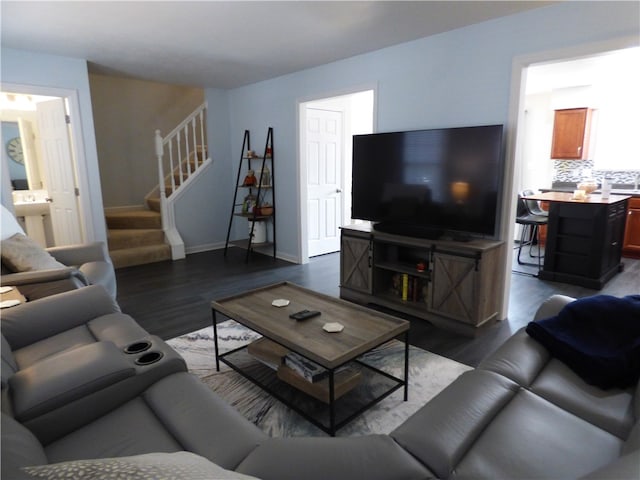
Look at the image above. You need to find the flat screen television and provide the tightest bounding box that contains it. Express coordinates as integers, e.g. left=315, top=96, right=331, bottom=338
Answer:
left=351, top=124, right=505, bottom=240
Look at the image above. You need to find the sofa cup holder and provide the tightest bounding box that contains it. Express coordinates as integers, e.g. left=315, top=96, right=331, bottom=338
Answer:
left=135, top=351, right=164, bottom=366
left=124, top=340, right=152, bottom=355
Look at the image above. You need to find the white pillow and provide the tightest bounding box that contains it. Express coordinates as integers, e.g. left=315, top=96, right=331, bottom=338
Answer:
left=1, top=204, right=25, bottom=241
left=1, top=233, right=64, bottom=272
left=22, top=451, right=260, bottom=480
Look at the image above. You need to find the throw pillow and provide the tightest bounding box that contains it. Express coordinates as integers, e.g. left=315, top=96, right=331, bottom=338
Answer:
left=1, top=204, right=25, bottom=240
left=22, top=451, right=260, bottom=480
left=1, top=233, right=65, bottom=272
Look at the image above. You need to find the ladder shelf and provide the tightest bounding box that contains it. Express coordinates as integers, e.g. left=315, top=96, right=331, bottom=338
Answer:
left=224, top=128, right=276, bottom=262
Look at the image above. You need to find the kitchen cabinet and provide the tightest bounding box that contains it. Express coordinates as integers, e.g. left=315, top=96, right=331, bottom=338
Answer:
left=525, top=192, right=629, bottom=289
left=622, top=197, right=640, bottom=258
left=550, top=108, right=593, bottom=159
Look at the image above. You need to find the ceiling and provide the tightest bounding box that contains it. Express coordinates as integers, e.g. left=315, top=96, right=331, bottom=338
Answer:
left=1, top=1, right=554, bottom=89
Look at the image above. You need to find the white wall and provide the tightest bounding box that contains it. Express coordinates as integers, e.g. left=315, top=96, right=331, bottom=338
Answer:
left=520, top=93, right=555, bottom=192
left=0, top=48, right=106, bottom=242
left=522, top=46, right=640, bottom=193
left=213, top=1, right=639, bottom=262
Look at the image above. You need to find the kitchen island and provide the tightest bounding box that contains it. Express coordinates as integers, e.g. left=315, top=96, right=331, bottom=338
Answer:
left=523, top=191, right=630, bottom=289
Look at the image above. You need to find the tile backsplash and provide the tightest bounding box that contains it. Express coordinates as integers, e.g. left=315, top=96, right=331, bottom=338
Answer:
left=553, top=160, right=639, bottom=185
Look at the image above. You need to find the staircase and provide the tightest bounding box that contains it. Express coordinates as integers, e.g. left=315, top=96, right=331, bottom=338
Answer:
left=106, top=209, right=171, bottom=269
left=106, top=102, right=211, bottom=269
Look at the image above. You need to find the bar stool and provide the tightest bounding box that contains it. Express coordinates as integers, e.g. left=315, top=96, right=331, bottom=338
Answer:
left=515, top=191, right=548, bottom=272
left=522, top=189, right=549, bottom=218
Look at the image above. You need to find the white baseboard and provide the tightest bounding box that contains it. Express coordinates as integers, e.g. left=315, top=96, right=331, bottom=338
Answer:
left=185, top=242, right=226, bottom=254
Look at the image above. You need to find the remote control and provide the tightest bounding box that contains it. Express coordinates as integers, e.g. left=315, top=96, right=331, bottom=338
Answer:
left=289, top=309, right=321, bottom=321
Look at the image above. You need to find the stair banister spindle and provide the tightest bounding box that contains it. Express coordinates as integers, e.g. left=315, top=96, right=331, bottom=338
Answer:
left=198, top=110, right=205, bottom=165
left=183, top=125, right=191, bottom=176
left=191, top=117, right=198, bottom=169
left=176, top=134, right=183, bottom=183
left=168, top=138, right=176, bottom=193
left=154, top=129, right=166, bottom=202
left=171, top=138, right=183, bottom=186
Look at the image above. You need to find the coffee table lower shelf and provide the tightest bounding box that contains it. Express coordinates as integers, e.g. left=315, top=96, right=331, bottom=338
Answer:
left=217, top=343, right=406, bottom=436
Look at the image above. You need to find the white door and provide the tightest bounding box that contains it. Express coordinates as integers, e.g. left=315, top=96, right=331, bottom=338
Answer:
left=306, top=108, right=343, bottom=257
left=17, top=118, right=42, bottom=189
left=36, top=98, right=83, bottom=245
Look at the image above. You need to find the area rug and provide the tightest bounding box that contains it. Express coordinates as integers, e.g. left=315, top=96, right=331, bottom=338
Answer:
left=167, top=320, right=472, bottom=437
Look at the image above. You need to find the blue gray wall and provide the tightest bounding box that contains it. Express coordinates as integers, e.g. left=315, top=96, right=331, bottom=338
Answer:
left=0, top=48, right=106, bottom=242
left=2, top=2, right=638, bottom=258
left=215, top=1, right=639, bottom=262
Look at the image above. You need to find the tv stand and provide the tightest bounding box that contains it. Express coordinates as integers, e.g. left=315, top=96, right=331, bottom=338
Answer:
left=373, top=222, right=443, bottom=240
left=340, top=224, right=505, bottom=336
left=450, top=232, right=473, bottom=242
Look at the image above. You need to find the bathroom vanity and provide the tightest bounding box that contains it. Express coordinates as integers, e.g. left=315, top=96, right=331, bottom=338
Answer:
left=12, top=190, right=51, bottom=247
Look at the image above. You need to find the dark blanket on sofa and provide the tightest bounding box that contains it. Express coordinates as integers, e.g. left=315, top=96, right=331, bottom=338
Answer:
left=526, top=295, right=640, bottom=389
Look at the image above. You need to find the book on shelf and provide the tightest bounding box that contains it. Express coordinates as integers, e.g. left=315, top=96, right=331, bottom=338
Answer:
left=402, top=273, right=409, bottom=301
left=247, top=338, right=289, bottom=371
left=277, top=365, right=361, bottom=404
left=391, top=273, right=428, bottom=304
left=283, top=352, right=328, bottom=382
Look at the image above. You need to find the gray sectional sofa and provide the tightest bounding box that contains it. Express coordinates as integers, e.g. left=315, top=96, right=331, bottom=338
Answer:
left=2, top=287, right=638, bottom=479
left=0, top=241, right=117, bottom=301
left=1, top=204, right=116, bottom=301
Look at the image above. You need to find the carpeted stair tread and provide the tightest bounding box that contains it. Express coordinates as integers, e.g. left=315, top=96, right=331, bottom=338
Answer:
left=146, top=197, right=161, bottom=213
left=108, top=229, right=165, bottom=250
left=106, top=209, right=162, bottom=229
left=110, top=244, right=172, bottom=269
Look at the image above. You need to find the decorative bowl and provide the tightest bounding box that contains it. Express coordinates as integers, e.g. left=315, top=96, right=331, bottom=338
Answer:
left=259, top=206, right=274, bottom=216
left=577, top=180, right=598, bottom=194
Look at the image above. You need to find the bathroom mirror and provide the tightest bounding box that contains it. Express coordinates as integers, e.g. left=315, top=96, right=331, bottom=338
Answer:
left=2, top=122, right=28, bottom=190
left=1, top=96, right=46, bottom=193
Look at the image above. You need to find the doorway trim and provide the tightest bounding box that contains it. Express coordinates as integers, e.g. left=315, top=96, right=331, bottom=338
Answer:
left=1, top=83, right=93, bottom=243
left=501, top=35, right=639, bottom=318
left=296, top=84, right=377, bottom=264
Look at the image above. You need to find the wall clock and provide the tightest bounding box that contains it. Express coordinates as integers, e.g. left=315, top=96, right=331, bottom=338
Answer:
left=6, top=137, right=24, bottom=165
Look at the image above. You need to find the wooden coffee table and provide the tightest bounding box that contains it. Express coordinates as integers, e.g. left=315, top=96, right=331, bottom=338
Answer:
left=0, top=286, right=26, bottom=308
left=211, top=281, right=410, bottom=435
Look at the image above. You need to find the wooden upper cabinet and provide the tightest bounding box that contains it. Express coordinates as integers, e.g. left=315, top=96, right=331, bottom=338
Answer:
left=550, top=108, right=593, bottom=159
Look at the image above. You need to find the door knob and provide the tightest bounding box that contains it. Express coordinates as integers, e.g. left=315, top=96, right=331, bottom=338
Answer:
left=336, top=189, right=342, bottom=193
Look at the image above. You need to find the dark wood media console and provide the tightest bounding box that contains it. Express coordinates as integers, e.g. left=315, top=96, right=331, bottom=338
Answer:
left=339, top=224, right=505, bottom=337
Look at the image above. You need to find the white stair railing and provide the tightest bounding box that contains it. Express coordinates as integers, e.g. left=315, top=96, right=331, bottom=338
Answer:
left=153, top=101, right=210, bottom=260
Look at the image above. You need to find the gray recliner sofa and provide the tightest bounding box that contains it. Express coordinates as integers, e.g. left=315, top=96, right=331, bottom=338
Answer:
left=1, top=241, right=117, bottom=301
left=1, top=204, right=117, bottom=300
left=2, top=290, right=638, bottom=479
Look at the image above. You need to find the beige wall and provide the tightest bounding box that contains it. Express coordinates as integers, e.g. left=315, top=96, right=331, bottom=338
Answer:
left=90, top=74, right=204, bottom=207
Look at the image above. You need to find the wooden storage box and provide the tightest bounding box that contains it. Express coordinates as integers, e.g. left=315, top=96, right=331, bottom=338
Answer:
left=247, top=338, right=289, bottom=370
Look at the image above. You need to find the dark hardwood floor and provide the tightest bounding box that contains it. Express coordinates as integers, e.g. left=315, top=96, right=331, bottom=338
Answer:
left=116, top=246, right=640, bottom=367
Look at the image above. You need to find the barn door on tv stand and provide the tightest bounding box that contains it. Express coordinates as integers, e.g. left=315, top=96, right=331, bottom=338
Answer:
left=429, top=252, right=477, bottom=324
left=340, top=232, right=372, bottom=294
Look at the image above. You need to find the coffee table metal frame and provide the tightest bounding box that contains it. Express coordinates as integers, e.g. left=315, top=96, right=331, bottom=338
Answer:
left=211, top=282, right=410, bottom=436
